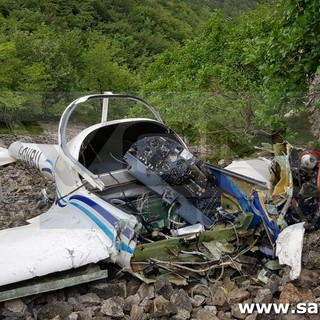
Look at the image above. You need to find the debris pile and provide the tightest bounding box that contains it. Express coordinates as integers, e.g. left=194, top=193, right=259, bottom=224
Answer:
left=1, top=122, right=320, bottom=319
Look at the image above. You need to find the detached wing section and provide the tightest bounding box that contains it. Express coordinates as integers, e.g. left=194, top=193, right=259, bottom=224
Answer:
left=0, top=204, right=112, bottom=287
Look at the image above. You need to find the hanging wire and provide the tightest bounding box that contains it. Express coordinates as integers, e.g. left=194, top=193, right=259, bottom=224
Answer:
left=224, top=220, right=240, bottom=251
left=56, top=181, right=88, bottom=203
left=109, top=152, right=128, bottom=165
left=206, top=265, right=225, bottom=283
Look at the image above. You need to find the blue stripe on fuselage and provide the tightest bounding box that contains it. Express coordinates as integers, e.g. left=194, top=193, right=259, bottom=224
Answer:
left=70, top=195, right=118, bottom=226
left=121, top=242, right=134, bottom=254
left=41, top=168, right=53, bottom=174
left=69, top=195, right=135, bottom=254
left=45, top=159, right=54, bottom=166
left=70, top=201, right=119, bottom=250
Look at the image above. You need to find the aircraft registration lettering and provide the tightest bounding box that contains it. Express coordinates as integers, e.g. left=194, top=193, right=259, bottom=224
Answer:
left=18, top=146, right=42, bottom=170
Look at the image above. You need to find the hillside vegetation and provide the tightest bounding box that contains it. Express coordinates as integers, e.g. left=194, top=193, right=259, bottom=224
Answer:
left=143, top=0, right=320, bottom=158
left=0, top=0, right=257, bottom=122
left=0, top=0, right=319, bottom=159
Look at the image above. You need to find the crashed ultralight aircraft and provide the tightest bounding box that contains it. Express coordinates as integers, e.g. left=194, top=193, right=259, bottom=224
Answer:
left=0, top=94, right=314, bottom=301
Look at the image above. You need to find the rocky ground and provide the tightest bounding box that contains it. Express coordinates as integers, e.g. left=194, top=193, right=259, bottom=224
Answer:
left=0, top=122, right=320, bottom=320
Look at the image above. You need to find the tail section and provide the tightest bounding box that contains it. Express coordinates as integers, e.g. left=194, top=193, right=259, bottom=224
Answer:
left=1, top=142, right=59, bottom=180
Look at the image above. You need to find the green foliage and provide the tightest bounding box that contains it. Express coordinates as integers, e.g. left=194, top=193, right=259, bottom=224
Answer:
left=185, top=0, right=261, bottom=16
left=257, top=0, right=320, bottom=88
left=4, top=0, right=317, bottom=158
left=146, top=9, right=268, bottom=93
left=144, top=0, right=320, bottom=159
left=91, top=0, right=214, bottom=69
left=140, top=91, right=255, bottom=160
left=0, top=0, right=228, bottom=123
left=242, top=0, right=320, bottom=132
left=80, top=35, right=136, bottom=93
left=144, top=11, right=263, bottom=157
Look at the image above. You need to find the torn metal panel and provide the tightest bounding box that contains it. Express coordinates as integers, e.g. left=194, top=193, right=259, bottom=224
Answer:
left=0, top=264, right=108, bottom=302
left=276, top=222, right=305, bottom=280
left=225, top=158, right=272, bottom=189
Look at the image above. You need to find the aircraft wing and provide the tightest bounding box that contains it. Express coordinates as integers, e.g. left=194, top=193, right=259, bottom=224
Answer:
left=0, top=203, right=113, bottom=286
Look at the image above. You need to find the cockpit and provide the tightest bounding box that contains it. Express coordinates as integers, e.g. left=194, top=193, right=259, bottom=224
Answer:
left=79, top=120, right=184, bottom=174
left=58, top=94, right=225, bottom=233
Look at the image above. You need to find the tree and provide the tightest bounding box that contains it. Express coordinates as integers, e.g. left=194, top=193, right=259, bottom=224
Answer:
left=243, top=0, right=320, bottom=132
left=259, top=0, right=320, bottom=89
left=143, top=11, right=269, bottom=156
left=144, top=0, right=320, bottom=157
left=0, top=39, right=26, bottom=124
left=79, top=36, right=136, bottom=94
